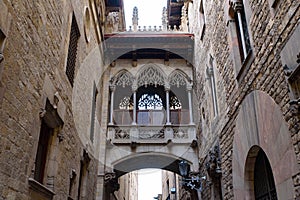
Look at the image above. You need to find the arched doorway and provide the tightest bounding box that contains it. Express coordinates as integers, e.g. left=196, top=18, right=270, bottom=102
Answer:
left=232, top=91, right=298, bottom=199
left=254, top=149, right=277, bottom=200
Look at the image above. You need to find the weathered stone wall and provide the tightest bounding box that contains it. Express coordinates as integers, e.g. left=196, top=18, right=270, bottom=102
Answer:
left=190, top=0, right=299, bottom=199
left=0, top=0, right=105, bottom=199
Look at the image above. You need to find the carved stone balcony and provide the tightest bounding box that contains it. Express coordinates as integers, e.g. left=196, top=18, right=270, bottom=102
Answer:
left=107, top=124, right=196, bottom=144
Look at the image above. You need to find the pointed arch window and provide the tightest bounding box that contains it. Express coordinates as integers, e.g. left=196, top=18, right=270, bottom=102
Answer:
left=254, top=149, right=278, bottom=200
left=119, top=96, right=134, bottom=110
left=170, top=95, right=182, bottom=110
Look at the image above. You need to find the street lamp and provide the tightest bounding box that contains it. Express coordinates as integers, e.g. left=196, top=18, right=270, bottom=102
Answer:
left=178, top=160, right=206, bottom=191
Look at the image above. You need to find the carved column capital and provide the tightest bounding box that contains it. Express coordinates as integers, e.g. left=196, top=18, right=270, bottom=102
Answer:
left=164, top=83, right=171, bottom=91
left=206, top=66, right=214, bottom=76
left=104, top=172, right=120, bottom=193
left=109, top=83, right=116, bottom=92
left=132, top=82, right=138, bottom=92
left=289, top=98, right=300, bottom=117
left=186, top=82, right=193, bottom=91
left=230, top=0, right=243, bottom=13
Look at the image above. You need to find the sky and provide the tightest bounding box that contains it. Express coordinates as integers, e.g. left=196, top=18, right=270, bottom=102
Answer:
left=124, top=0, right=167, bottom=29
left=138, top=169, right=162, bottom=200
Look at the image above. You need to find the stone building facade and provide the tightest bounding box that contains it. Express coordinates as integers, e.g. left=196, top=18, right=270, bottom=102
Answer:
left=0, top=0, right=299, bottom=200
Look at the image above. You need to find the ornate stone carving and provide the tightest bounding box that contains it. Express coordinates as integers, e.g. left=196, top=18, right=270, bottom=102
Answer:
left=289, top=98, right=300, bottom=116
left=205, top=143, right=222, bottom=178
left=106, top=12, right=119, bottom=33
left=119, top=96, right=133, bottom=110
left=137, top=65, right=165, bottom=87
left=181, top=5, right=188, bottom=32
left=229, top=0, right=243, bottom=13
left=173, top=128, right=188, bottom=139
left=169, top=71, right=187, bottom=87
left=109, top=83, right=116, bottom=92
left=104, top=172, right=116, bottom=183
left=115, top=128, right=130, bottom=139
left=138, top=128, right=164, bottom=139
left=162, top=7, right=168, bottom=31
left=186, top=82, right=193, bottom=91
left=104, top=172, right=119, bottom=193
left=115, top=72, right=133, bottom=88
left=132, top=6, right=139, bottom=32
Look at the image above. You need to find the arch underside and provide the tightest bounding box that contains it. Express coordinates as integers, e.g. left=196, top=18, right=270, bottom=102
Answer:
left=106, top=146, right=199, bottom=178
left=113, top=153, right=185, bottom=177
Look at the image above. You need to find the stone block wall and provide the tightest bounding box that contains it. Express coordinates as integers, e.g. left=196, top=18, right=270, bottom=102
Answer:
left=0, top=0, right=105, bottom=199
left=190, top=0, right=299, bottom=199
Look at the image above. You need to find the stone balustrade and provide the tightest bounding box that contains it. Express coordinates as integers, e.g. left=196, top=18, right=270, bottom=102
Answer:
left=107, top=124, right=196, bottom=144
left=125, top=25, right=188, bottom=33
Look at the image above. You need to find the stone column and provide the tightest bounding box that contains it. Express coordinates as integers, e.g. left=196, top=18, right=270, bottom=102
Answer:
left=231, top=1, right=247, bottom=58
left=165, top=84, right=171, bottom=125
left=109, top=84, right=116, bottom=125
left=132, top=83, right=137, bottom=125
left=187, top=83, right=194, bottom=124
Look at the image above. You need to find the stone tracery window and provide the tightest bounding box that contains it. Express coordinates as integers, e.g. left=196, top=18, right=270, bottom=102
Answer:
left=119, top=96, right=133, bottom=110
left=138, top=94, right=163, bottom=110
left=170, top=95, right=182, bottom=110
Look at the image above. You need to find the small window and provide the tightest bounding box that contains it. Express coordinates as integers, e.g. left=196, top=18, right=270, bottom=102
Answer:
left=233, top=3, right=251, bottom=62
left=34, top=120, right=53, bottom=183
left=207, top=55, right=218, bottom=117
left=199, top=0, right=206, bottom=39
left=90, top=83, right=98, bottom=142
left=228, top=0, right=254, bottom=81
left=77, top=151, right=90, bottom=199
left=66, top=13, right=80, bottom=87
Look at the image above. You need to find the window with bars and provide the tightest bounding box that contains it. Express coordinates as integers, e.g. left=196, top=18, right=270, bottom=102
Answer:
left=199, top=0, right=206, bottom=40
left=233, top=3, right=251, bottom=62
left=66, top=13, right=80, bottom=87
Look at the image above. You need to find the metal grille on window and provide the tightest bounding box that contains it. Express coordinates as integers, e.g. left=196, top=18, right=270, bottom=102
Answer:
left=235, top=8, right=251, bottom=62
left=66, top=14, right=80, bottom=87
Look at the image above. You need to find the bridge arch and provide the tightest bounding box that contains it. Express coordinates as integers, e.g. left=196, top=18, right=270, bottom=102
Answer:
left=112, top=152, right=190, bottom=177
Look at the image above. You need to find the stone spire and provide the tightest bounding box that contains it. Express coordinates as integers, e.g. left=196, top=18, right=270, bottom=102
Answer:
left=181, top=4, right=188, bottom=32
left=132, top=6, right=139, bottom=32
left=162, top=7, right=168, bottom=31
